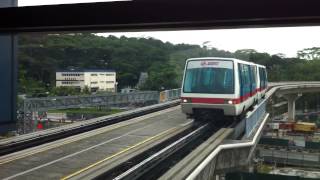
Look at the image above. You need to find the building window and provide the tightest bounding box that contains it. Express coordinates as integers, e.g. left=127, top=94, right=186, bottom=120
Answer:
left=106, top=81, right=114, bottom=83
left=91, top=74, right=98, bottom=76
left=91, top=81, right=98, bottom=84
left=100, top=81, right=105, bottom=83
left=106, top=74, right=114, bottom=76
left=100, top=73, right=105, bottom=76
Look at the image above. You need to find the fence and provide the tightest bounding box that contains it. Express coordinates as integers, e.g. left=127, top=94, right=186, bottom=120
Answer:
left=226, top=172, right=314, bottom=180
left=19, top=89, right=181, bottom=134
left=258, top=147, right=320, bottom=168
left=22, top=91, right=160, bottom=112
left=159, top=88, right=181, bottom=102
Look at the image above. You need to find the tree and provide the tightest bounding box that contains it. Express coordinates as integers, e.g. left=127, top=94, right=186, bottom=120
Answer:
left=297, top=47, right=320, bottom=60
left=141, top=62, right=179, bottom=91
left=82, top=86, right=90, bottom=94
left=50, top=87, right=80, bottom=96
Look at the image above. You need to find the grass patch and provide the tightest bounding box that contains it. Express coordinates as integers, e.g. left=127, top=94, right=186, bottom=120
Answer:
left=258, top=164, right=273, bottom=173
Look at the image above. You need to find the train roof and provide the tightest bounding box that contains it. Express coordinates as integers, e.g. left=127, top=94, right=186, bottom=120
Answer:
left=256, top=64, right=266, bottom=68
left=186, top=57, right=265, bottom=68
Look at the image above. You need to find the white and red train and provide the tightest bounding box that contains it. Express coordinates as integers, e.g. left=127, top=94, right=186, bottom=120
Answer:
left=180, top=57, right=268, bottom=121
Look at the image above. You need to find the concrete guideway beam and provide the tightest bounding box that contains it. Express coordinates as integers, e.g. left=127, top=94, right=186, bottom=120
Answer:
left=186, top=113, right=269, bottom=180
left=274, top=83, right=320, bottom=121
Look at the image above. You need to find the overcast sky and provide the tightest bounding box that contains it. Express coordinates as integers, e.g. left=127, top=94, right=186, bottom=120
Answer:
left=19, top=0, right=320, bottom=57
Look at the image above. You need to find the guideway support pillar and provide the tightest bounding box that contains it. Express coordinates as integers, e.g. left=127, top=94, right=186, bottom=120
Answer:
left=0, top=0, right=18, bottom=133
left=283, top=93, right=302, bottom=122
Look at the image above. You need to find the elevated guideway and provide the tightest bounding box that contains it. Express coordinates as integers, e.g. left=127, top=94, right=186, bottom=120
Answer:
left=161, top=81, right=320, bottom=180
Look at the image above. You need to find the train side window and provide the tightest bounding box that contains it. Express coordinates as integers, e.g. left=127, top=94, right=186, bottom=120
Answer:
left=252, top=66, right=257, bottom=91
left=247, top=66, right=251, bottom=94
left=264, top=68, right=268, bottom=88
left=261, top=68, right=265, bottom=89
left=239, top=63, right=250, bottom=97
left=244, top=64, right=251, bottom=96
left=248, top=65, right=256, bottom=95
left=238, top=63, right=244, bottom=97
left=261, top=68, right=264, bottom=89
left=247, top=65, right=252, bottom=94
left=259, top=67, right=267, bottom=89
left=259, top=67, right=263, bottom=89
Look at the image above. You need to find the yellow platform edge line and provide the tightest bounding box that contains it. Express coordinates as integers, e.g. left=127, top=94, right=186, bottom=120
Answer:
left=61, top=126, right=178, bottom=180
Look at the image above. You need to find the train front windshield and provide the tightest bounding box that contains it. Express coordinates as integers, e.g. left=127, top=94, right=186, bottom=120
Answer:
left=183, top=60, right=234, bottom=94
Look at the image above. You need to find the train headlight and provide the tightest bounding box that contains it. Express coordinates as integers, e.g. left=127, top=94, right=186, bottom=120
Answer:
left=227, top=100, right=233, bottom=104
left=181, top=98, right=190, bottom=103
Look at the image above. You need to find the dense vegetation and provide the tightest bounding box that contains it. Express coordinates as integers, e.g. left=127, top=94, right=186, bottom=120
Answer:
left=18, top=33, right=320, bottom=96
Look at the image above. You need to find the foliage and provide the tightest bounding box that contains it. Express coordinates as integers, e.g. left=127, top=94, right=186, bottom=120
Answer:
left=18, top=33, right=320, bottom=95
left=140, top=62, right=179, bottom=91
left=50, top=86, right=81, bottom=96
left=297, top=47, right=320, bottom=60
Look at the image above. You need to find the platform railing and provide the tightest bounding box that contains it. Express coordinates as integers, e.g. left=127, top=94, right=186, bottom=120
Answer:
left=19, top=91, right=160, bottom=134
left=19, top=89, right=182, bottom=134
left=159, top=88, right=181, bottom=102
left=245, top=99, right=267, bottom=137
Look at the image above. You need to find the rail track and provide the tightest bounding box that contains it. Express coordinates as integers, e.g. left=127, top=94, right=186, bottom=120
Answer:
left=67, top=116, right=237, bottom=180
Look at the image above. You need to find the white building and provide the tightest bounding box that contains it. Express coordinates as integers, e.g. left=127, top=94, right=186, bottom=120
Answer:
left=56, top=69, right=116, bottom=92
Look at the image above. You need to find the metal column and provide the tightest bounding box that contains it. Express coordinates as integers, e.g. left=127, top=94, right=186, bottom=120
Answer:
left=0, top=0, right=18, bottom=133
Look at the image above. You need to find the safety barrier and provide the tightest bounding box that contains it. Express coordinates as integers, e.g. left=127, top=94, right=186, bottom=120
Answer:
left=20, top=91, right=160, bottom=134
left=245, top=99, right=267, bottom=137
left=19, top=89, right=181, bottom=134
left=22, top=91, right=160, bottom=112
left=159, top=88, right=181, bottom=102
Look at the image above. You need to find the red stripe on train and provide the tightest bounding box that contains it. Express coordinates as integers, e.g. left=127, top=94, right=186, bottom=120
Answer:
left=181, top=93, right=251, bottom=105
left=181, top=89, right=267, bottom=105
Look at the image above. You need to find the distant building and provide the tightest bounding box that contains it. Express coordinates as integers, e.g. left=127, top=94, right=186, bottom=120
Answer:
left=56, top=69, right=116, bottom=92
